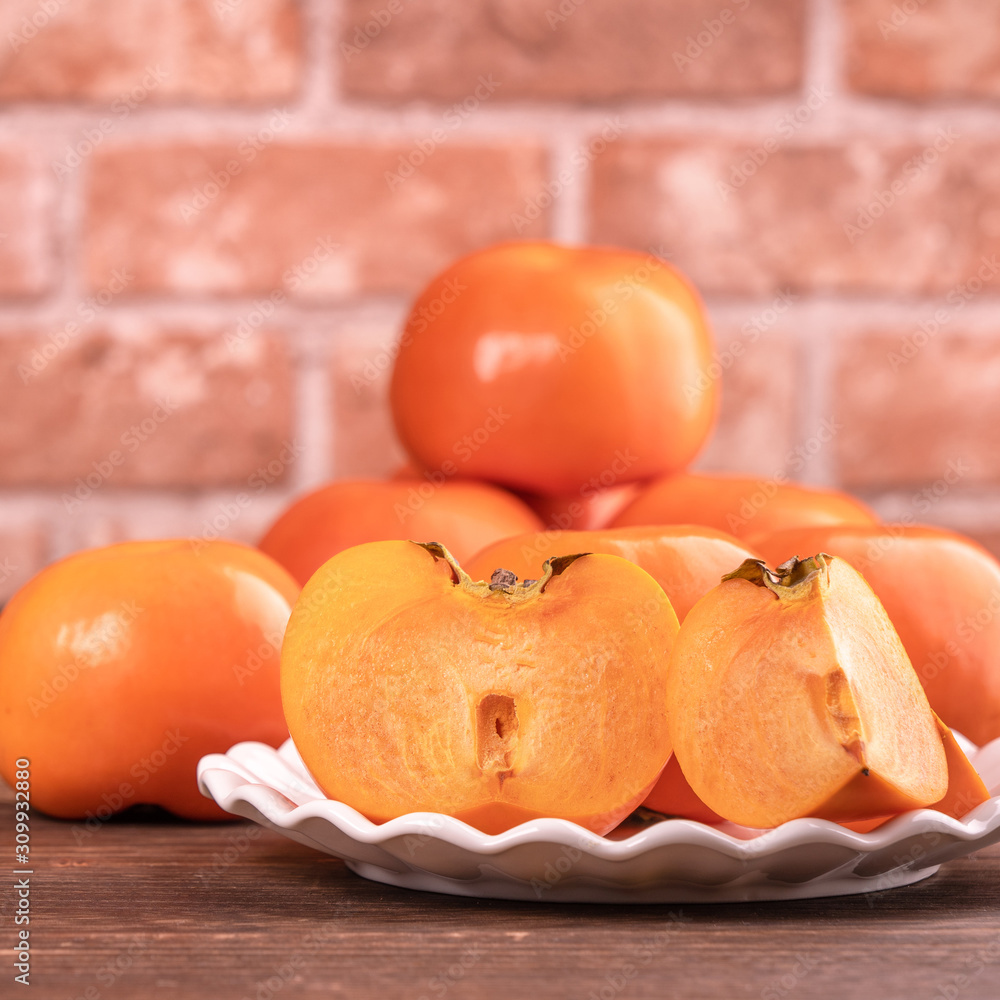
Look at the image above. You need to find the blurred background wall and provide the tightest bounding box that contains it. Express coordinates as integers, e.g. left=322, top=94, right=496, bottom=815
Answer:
left=0, top=0, right=998, bottom=598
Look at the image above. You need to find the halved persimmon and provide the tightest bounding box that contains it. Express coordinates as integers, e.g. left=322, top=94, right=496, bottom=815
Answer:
left=667, top=555, right=986, bottom=828
left=465, top=524, right=757, bottom=622
left=281, top=540, right=678, bottom=834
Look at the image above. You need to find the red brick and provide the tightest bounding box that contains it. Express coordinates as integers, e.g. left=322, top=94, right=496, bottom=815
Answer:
left=85, top=144, right=549, bottom=297
left=834, top=331, right=1000, bottom=489
left=0, top=520, right=47, bottom=603
left=845, top=0, right=1000, bottom=99
left=694, top=322, right=798, bottom=477
left=0, top=148, right=53, bottom=297
left=0, top=326, right=293, bottom=488
left=590, top=137, right=1000, bottom=295
left=341, top=0, right=804, bottom=101
left=330, top=326, right=408, bottom=478
left=0, top=0, right=300, bottom=102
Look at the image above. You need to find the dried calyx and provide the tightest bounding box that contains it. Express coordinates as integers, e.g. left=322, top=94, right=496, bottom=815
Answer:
left=415, top=541, right=591, bottom=602
left=723, top=554, right=833, bottom=600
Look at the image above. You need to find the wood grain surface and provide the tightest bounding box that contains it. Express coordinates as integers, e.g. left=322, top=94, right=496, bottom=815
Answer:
left=4, top=802, right=1000, bottom=1000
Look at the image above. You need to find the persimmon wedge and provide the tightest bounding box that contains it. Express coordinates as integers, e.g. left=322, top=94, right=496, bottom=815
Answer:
left=756, top=524, right=1000, bottom=746
left=281, top=540, right=679, bottom=835
left=466, top=524, right=757, bottom=622
left=667, top=555, right=955, bottom=829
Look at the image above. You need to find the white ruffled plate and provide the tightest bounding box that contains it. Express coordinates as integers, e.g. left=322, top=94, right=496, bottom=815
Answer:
left=197, top=736, right=1000, bottom=903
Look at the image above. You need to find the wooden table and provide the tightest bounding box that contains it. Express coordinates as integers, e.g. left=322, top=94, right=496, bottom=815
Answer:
left=7, top=799, right=1000, bottom=1000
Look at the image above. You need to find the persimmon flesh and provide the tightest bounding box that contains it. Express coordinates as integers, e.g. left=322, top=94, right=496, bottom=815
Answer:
left=756, top=524, right=1000, bottom=746
left=281, top=540, right=678, bottom=835
left=668, top=555, right=951, bottom=828
left=466, top=524, right=758, bottom=622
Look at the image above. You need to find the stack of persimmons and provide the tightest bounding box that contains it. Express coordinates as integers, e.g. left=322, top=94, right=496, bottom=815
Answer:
left=2, top=242, right=998, bottom=836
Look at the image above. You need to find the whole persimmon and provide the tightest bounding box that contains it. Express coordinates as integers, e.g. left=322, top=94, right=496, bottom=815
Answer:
left=466, top=524, right=757, bottom=622
left=667, top=555, right=987, bottom=828
left=757, top=524, right=1000, bottom=746
left=389, top=241, right=717, bottom=497
left=281, top=541, right=678, bottom=835
left=259, top=479, right=542, bottom=586
left=612, top=472, right=877, bottom=546
left=520, top=482, right=643, bottom=532
left=0, top=540, right=299, bottom=820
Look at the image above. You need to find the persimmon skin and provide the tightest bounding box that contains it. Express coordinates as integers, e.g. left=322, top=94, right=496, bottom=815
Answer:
left=466, top=524, right=758, bottom=622
left=611, top=473, right=877, bottom=546
left=281, top=541, right=678, bottom=835
left=520, top=482, right=643, bottom=532
left=389, top=241, right=718, bottom=497
left=259, top=479, right=542, bottom=586
left=756, top=524, right=1000, bottom=746
left=668, top=556, right=948, bottom=829
left=0, top=540, right=299, bottom=821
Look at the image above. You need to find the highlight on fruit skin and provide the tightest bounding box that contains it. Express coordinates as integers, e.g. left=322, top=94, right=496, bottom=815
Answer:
left=280, top=539, right=680, bottom=835
left=755, top=523, right=1000, bottom=747
left=465, top=524, right=759, bottom=622
left=611, top=473, right=877, bottom=547
left=389, top=240, right=718, bottom=497
left=258, top=478, right=542, bottom=586
left=666, top=554, right=988, bottom=829
left=0, top=540, right=300, bottom=821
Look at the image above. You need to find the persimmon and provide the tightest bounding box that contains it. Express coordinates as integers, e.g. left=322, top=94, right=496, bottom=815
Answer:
left=281, top=540, right=678, bottom=835
left=259, top=479, right=542, bottom=586
left=520, top=482, right=643, bottom=532
left=465, top=524, right=758, bottom=622
left=0, top=540, right=299, bottom=820
left=389, top=241, right=718, bottom=497
left=666, top=555, right=984, bottom=829
left=756, top=525, right=1000, bottom=746
left=611, top=472, right=877, bottom=546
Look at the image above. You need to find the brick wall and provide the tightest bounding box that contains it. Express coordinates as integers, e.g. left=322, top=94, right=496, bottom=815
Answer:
left=1, top=0, right=999, bottom=599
